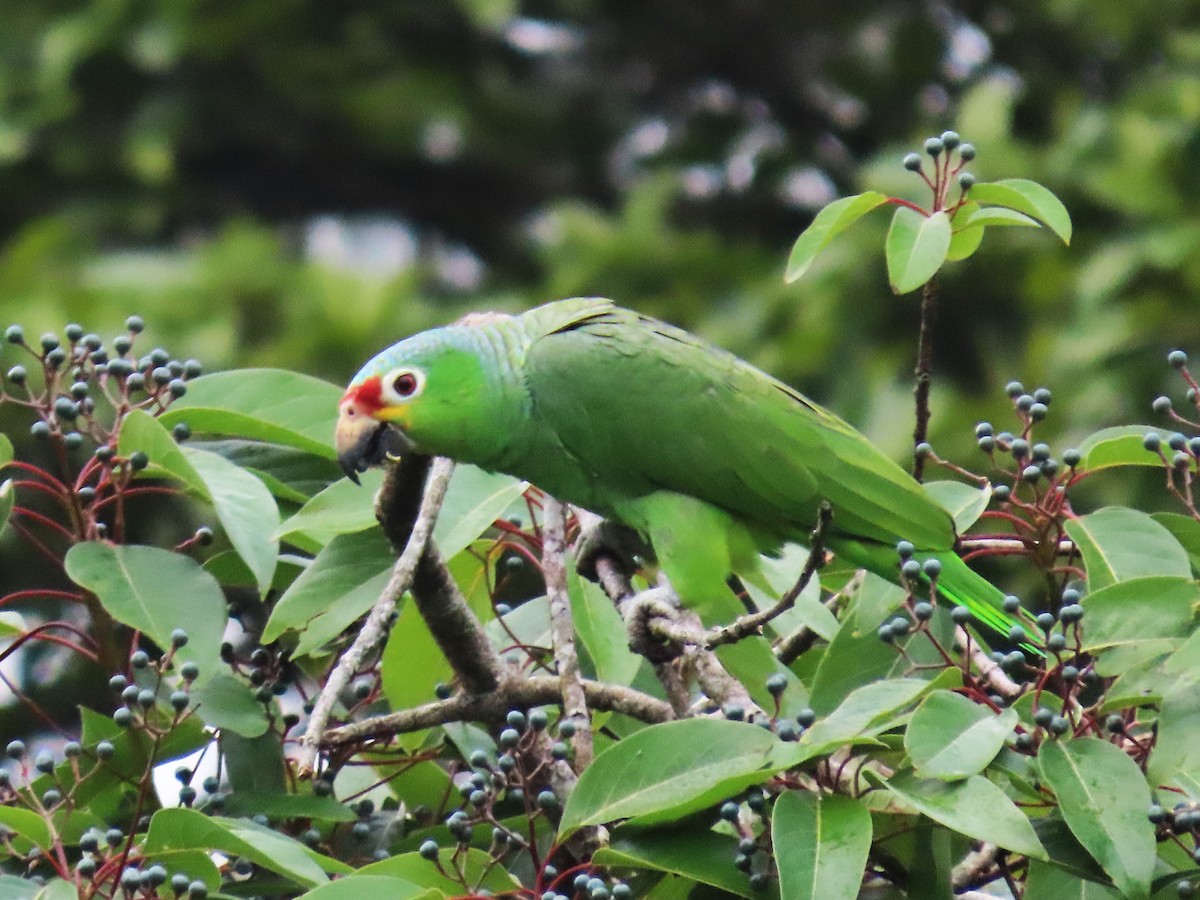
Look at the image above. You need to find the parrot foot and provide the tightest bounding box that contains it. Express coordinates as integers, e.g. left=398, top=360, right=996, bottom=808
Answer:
left=571, top=508, right=651, bottom=582
left=623, top=586, right=692, bottom=663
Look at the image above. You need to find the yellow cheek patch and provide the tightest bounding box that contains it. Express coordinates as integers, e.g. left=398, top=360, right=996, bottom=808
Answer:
left=376, top=405, right=411, bottom=427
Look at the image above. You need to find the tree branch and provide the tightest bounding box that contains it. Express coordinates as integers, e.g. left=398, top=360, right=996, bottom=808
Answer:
left=912, top=275, right=938, bottom=482
left=378, top=455, right=505, bottom=695
left=298, top=455, right=457, bottom=775
left=543, top=497, right=593, bottom=769
left=319, top=676, right=674, bottom=747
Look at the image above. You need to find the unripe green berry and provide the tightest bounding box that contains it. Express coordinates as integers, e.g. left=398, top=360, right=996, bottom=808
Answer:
left=719, top=800, right=740, bottom=821
left=1153, top=395, right=1173, bottom=414
left=536, top=790, right=559, bottom=811
left=723, top=703, right=744, bottom=721
left=1170, top=432, right=1188, bottom=451
left=765, top=673, right=788, bottom=696
left=1008, top=625, right=1027, bottom=643
left=113, top=707, right=133, bottom=727
left=877, top=623, right=894, bottom=643
left=922, top=558, right=941, bottom=578
left=170, top=691, right=190, bottom=712
left=168, top=378, right=187, bottom=398
left=95, top=741, right=115, bottom=759
left=1036, top=612, right=1056, bottom=630
left=171, top=628, right=189, bottom=647
left=5, top=325, right=24, bottom=344
left=992, top=484, right=1010, bottom=502
left=1010, top=438, right=1029, bottom=458
left=914, top=441, right=932, bottom=459
left=131, top=649, right=150, bottom=668
left=1144, top=432, right=1162, bottom=452
left=1170, top=349, right=1188, bottom=368
left=6, top=365, right=26, bottom=384
left=1063, top=448, right=1081, bottom=467
left=1033, top=707, right=1054, bottom=727
left=506, top=709, right=527, bottom=730
left=1047, top=633, right=1068, bottom=652
left=896, top=540, right=915, bottom=559
left=913, top=601, right=934, bottom=621
left=30, top=421, right=50, bottom=439
left=958, top=172, right=975, bottom=190
left=1174, top=451, right=1191, bottom=471
left=950, top=605, right=972, bottom=624
left=1148, top=803, right=1167, bottom=824
left=63, top=741, right=81, bottom=758
left=1022, top=464, right=1042, bottom=483
left=978, top=436, right=995, bottom=452
left=1005, top=380, right=1024, bottom=397
left=499, top=727, right=520, bottom=748
left=924, top=137, right=944, bottom=156
left=903, top=152, right=922, bottom=171
left=1049, top=715, right=1070, bottom=735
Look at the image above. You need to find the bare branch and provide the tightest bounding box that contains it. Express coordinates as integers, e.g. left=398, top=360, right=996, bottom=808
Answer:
left=774, top=573, right=858, bottom=666
left=954, top=627, right=1022, bottom=699
left=298, top=456, right=457, bottom=775
left=320, top=675, right=674, bottom=747
left=378, top=454, right=505, bottom=694
left=543, top=497, right=593, bottom=769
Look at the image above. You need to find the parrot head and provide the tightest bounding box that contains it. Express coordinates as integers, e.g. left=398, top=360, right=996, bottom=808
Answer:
left=336, top=314, right=526, bottom=482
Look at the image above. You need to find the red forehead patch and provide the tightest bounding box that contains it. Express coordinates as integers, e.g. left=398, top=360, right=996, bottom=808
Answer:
left=344, top=375, right=384, bottom=412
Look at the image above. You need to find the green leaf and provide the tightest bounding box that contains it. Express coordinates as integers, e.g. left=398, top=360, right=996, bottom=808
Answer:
left=962, top=205, right=1042, bottom=229
left=1064, top=508, right=1190, bottom=590
left=594, top=828, right=763, bottom=899
left=885, top=208, right=951, bottom=294
left=198, top=439, right=341, bottom=502
left=569, top=561, right=641, bottom=687
left=294, top=876, right=433, bottom=900
left=1025, top=860, right=1122, bottom=899
left=1076, top=426, right=1161, bottom=473
left=1038, top=738, right=1155, bottom=899
left=968, top=178, right=1072, bottom=244
left=262, top=528, right=394, bottom=645
left=222, top=731, right=287, bottom=794
left=1151, top=513, right=1200, bottom=576
left=432, top=465, right=528, bottom=560
left=0, top=434, right=11, bottom=466
left=0, top=611, right=25, bottom=638
left=359, top=848, right=520, bottom=895
left=119, top=410, right=280, bottom=593
left=786, top=670, right=962, bottom=765
left=905, top=690, right=1018, bottom=780
left=785, top=191, right=889, bottom=282
left=189, top=673, right=269, bottom=737
left=276, top=470, right=385, bottom=544
left=922, top=480, right=991, bottom=532
left=29, top=880, right=75, bottom=900
left=558, top=719, right=781, bottom=836
left=159, top=368, right=343, bottom=458
left=1147, top=680, right=1200, bottom=786
left=0, top=807, right=52, bottom=852
left=145, top=808, right=334, bottom=888
left=220, top=793, right=357, bottom=822
left=1080, top=576, right=1199, bottom=655
left=0, top=875, right=37, bottom=900
left=63, top=543, right=226, bottom=685
left=867, top=770, right=1046, bottom=860
left=772, top=791, right=871, bottom=900
left=946, top=201, right=984, bottom=262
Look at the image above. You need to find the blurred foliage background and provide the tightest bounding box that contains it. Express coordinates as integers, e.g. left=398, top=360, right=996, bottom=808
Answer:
left=4, top=0, right=1200, bottom=507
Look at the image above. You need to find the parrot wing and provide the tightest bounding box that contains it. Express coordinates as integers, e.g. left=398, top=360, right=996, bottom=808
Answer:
left=521, top=300, right=955, bottom=552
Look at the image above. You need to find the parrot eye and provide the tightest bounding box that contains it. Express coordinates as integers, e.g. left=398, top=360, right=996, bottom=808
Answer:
left=385, top=368, right=425, bottom=401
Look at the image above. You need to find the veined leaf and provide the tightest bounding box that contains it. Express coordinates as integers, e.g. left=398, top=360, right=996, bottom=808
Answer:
left=969, top=179, right=1072, bottom=244
left=785, top=191, right=888, bottom=282
left=558, top=719, right=781, bottom=836
left=1064, top=508, right=1190, bottom=590
left=867, top=769, right=1046, bottom=860
left=593, top=829, right=760, bottom=899
left=906, top=690, right=1017, bottom=780
left=1076, top=425, right=1161, bottom=473
left=885, top=208, right=951, bottom=294
left=923, top=480, right=991, bottom=532
left=773, top=791, right=871, bottom=900
left=1080, top=576, right=1198, bottom=655
left=159, top=369, right=343, bottom=458
left=1038, top=739, right=1154, bottom=899
left=64, top=543, right=226, bottom=685
left=119, top=410, right=279, bottom=593
left=946, top=201, right=984, bottom=262
left=963, top=205, right=1041, bottom=229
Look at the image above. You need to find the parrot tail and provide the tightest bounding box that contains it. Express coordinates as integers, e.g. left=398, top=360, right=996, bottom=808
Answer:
left=833, top=540, right=1044, bottom=656
left=930, top=551, right=1044, bottom=656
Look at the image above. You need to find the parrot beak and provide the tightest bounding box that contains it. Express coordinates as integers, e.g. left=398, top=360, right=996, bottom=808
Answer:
left=336, top=396, right=413, bottom=484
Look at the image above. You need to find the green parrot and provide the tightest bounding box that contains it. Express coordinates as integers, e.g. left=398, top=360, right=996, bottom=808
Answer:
left=336, top=297, right=1036, bottom=649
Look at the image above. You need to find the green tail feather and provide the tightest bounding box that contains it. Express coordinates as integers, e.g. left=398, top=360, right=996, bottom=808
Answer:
left=834, top=541, right=1045, bottom=656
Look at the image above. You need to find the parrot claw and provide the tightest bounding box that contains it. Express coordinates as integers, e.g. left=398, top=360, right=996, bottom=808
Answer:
left=572, top=509, right=652, bottom=582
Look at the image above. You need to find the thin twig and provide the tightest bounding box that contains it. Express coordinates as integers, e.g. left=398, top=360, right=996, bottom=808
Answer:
left=912, top=275, right=938, bottom=482
left=706, top=503, right=831, bottom=649
left=298, top=457, right=456, bottom=775
left=542, top=497, right=593, bottom=769
left=952, top=844, right=1000, bottom=890
left=775, top=572, right=860, bottom=665
left=320, top=676, right=674, bottom=746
